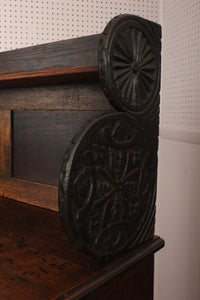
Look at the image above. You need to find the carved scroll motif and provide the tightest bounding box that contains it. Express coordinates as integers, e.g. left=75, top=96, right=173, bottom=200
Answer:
left=59, top=14, right=161, bottom=260
left=59, top=113, right=157, bottom=259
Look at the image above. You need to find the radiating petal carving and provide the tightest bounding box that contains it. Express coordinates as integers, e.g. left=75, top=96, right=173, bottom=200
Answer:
left=98, top=14, right=161, bottom=122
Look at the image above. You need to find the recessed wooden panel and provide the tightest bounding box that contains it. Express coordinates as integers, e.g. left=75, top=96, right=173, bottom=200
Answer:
left=13, top=111, right=108, bottom=186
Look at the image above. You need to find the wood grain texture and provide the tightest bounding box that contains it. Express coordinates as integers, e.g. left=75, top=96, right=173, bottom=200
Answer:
left=0, top=34, right=100, bottom=88
left=0, top=196, right=95, bottom=300
left=0, top=196, right=164, bottom=299
left=0, top=83, right=112, bottom=111
left=0, top=35, right=100, bottom=75
left=0, top=66, right=99, bottom=88
left=13, top=111, right=110, bottom=186
left=0, top=110, right=11, bottom=176
left=80, top=255, right=154, bottom=300
left=0, top=177, right=58, bottom=210
left=56, top=237, right=164, bottom=300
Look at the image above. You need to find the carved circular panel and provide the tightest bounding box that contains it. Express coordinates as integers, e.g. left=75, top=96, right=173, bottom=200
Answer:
left=59, top=113, right=156, bottom=260
left=99, top=14, right=161, bottom=116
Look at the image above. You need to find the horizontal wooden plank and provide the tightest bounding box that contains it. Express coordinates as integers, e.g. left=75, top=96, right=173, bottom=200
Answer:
left=0, top=111, right=11, bottom=177
left=0, top=35, right=100, bottom=76
left=57, top=237, right=164, bottom=300
left=0, top=82, right=112, bottom=111
left=0, top=66, right=99, bottom=88
left=0, top=35, right=100, bottom=88
left=0, top=177, right=58, bottom=211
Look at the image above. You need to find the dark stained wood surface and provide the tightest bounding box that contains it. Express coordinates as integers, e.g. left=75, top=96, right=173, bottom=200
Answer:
left=0, top=111, right=11, bottom=177
left=0, top=83, right=111, bottom=111
left=0, top=35, right=100, bottom=88
left=0, top=196, right=164, bottom=300
left=0, top=196, right=95, bottom=300
left=99, top=14, right=161, bottom=118
left=0, top=15, right=163, bottom=299
left=0, top=177, right=58, bottom=211
left=0, top=66, right=99, bottom=88
left=59, top=112, right=157, bottom=260
left=78, top=255, right=154, bottom=300
left=0, top=35, right=100, bottom=75
left=13, top=111, right=110, bottom=186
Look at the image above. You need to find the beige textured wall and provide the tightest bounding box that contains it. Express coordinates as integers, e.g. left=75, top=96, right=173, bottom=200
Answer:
left=155, top=1, right=200, bottom=299
left=155, top=139, right=200, bottom=300
left=0, top=0, right=160, bottom=52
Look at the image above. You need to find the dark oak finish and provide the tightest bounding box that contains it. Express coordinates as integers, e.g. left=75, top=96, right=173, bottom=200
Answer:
left=0, top=35, right=100, bottom=75
left=77, top=255, right=154, bottom=300
left=99, top=14, right=161, bottom=119
left=0, top=177, right=58, bottom=210
left=13, top=111, right=110, bottom=186
left=0, top=43, right=111, bottom=208
left=0, top=111, right=11, bottom=177
left=0, top=66, right=99, bottom=88
left=59, top=14, right=161, bottom=260
left=0, top=83, right=112, bottom=111
left=0, top=34, right=101, bottom=88
left=0, top=196, right=164, bottom=300
left=59, top=112, right=157, bottom=260
left=0, top=14, right=163, bottom=299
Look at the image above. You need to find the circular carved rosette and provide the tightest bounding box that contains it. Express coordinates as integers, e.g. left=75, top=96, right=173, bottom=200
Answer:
left=59, top=113, right=157, bottom=260
left=99, top=14, right=161, bottom=119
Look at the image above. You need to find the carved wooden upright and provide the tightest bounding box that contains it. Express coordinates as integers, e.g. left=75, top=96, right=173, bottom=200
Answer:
left=59, top=14, right=161, bottom=260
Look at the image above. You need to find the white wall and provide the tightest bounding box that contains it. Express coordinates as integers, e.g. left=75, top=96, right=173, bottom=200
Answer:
left=155, top=1, right=200, bottom=299
left=155, top=138, right=200, bottom=300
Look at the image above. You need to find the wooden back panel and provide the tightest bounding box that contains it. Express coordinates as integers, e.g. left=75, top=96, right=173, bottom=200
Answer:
left=0, top=33, right=111, bottom=211
left=0, top=14, right=161, bottom=230
left=0, top=14, right=163, bottom=261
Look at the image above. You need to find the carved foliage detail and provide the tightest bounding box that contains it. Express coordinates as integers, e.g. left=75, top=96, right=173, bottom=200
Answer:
left=59, top=113, right=156, bottom=259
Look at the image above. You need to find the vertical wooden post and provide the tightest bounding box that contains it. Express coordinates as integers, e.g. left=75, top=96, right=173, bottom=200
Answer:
left=0, top=110, right=11, bottom=177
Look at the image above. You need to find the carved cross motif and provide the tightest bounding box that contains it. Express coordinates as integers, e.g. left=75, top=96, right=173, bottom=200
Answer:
left=59, top=113, right=156, bottom=260
left=59, top=14, right=161, bottom=260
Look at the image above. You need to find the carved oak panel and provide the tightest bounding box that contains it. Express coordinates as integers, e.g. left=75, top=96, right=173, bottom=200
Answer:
left=59, top=14, right=161, bottom=260
left=99, top=14, right=161, bottom=124
left=59, top=113, right=157, bottom=260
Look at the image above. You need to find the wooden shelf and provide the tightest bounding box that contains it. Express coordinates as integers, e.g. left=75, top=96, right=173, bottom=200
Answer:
left=0, top=35, right=100, bottom=88
left=0, top=196, right=164, bottom=300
